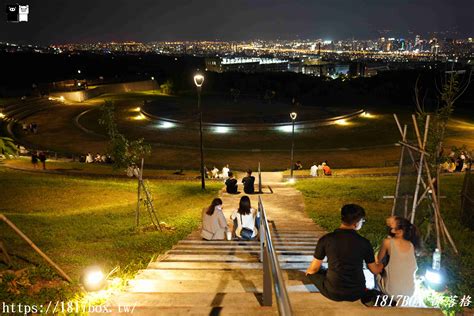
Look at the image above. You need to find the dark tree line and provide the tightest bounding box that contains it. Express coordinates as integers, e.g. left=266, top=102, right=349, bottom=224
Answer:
left=1, top=52, right=472, bottom=110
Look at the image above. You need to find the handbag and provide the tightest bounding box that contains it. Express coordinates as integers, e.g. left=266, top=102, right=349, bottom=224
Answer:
left=239, top=214, right=253, bottom=240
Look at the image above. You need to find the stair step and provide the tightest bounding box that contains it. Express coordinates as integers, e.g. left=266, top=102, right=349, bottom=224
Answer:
left=105, top=292, right=268, bottom=308
left=134, top=269, right=308, bottom=281
left=167, top=250, right=314, bottom=255
left=288, top=293, right=442, bottom=315
left=148, top=261, right=311, bottom=270
left=99, top=293, right=441, bottom=316
left=186, top=236, right=320, bottom=241
left=173, top=245, right=315, bottom=250
left=127, top=279, right=318, bottom=293
left=161, top=254, right=313, bottom=263
left=96, top=306, right=277, bottom=316
left=178, top=240, right=317, bottom=245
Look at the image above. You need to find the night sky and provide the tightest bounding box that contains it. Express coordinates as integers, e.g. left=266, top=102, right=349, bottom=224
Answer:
left=1, top=0, right=473, bottom=45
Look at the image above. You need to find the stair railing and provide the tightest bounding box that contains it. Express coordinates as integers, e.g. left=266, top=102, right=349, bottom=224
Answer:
left=258, top=171, right=293, bottom=315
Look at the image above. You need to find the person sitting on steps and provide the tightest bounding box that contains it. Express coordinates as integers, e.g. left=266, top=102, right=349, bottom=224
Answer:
left=225, top=171, right=238, bottom=194
left=230, top=196, right=260, bottom=240
left=201, top=198, right=229, bottom=240
left=242, top=169, right=255, bottom=194
left=376, top=216, right=419, bottom=297
left=306, top=204, right=383, bottom=302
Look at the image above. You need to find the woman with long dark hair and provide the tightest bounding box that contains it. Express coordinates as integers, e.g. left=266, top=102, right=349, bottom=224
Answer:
left=230, top=196, right=260, bottom=240
left=376, top=216, right=420, bottom=296
left=201, top=198, right=229, bottom=240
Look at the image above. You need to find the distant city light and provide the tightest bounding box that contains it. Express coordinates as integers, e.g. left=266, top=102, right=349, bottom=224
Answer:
left=77, top=70, right=81, bottom=74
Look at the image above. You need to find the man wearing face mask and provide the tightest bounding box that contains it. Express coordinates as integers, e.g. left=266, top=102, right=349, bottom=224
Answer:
left=306, top=204, right=384, bottom=302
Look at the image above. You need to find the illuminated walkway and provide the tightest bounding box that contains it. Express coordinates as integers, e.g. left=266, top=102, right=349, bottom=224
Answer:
left=101, top=173, right=440, bottom=315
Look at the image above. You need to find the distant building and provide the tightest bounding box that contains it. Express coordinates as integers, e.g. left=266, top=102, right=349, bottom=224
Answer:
left=205, top=57, right=288, bottom=73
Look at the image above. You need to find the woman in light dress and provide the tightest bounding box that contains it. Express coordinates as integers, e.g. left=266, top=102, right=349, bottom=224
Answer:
left=377, top=216, right=420, bottom=297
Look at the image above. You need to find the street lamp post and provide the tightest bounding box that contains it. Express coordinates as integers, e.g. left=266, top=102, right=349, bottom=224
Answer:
left=194, top=74, right=205, bottom=190
left=290, top=112, right=297, bottom=179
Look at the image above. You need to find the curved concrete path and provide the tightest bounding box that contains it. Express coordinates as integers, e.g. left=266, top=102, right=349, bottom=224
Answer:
left=100, top=172, right=440, bottom=315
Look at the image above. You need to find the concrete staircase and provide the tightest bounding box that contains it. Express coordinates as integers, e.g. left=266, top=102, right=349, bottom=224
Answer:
left=103, top=175, right=442, bottom=315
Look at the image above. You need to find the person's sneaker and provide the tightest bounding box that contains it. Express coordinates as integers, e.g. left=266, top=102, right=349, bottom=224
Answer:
left=361, top=289, right=384, bottom=307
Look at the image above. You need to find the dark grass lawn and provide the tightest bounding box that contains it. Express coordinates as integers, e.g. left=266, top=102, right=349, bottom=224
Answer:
left=14, top=91, right=474, bottom=169
left=294, top=174, right=473, bottom=296
left=0, top=167, right=221, bottom=302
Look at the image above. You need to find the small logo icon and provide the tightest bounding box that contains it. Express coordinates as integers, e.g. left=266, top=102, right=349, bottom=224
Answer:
left=6, top=4, right=28, bottom=22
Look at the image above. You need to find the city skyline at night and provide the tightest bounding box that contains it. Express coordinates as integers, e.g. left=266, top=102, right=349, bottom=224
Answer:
left=1, top=0, right=473, bottom=45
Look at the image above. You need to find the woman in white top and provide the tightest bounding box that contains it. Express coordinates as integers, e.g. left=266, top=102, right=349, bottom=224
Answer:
left=377, top=216, right=420, bottom=297
left=201, top=198, right=229, bottom=240
left=230, top=196, right=259, bottom=240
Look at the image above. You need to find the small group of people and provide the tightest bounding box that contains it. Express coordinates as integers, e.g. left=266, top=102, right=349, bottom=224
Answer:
left=200, top=197, right=420, bottom=305
left=441, top=151, right=472, bottom=173
left=310, top=161, right=332, bottom=176
left=201, top=196, right=260, bottom=241
left=306, top=204, right=419, bottom=305
left=225, top=169, right=255, bottom=194
left=206, top=164, right=230, bottom=179
left=81, top=152, right=113, bottom=164
left=22, top=122, right=38, bottom=134
left=31, top=151, right=47, bottom=169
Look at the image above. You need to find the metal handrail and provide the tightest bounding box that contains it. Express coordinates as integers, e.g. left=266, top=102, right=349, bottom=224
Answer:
left=258, top=192, right=293, bottom=315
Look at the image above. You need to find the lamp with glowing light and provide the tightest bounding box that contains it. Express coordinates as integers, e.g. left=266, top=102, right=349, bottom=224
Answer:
left=289, top=111, right=297, bottom=179
left=194, top=73, right=205, bottom=190
left=81, top=266, right=106, bottom=292
left=424, top=268, right=445, bottom=291
left=194, top=74, right=204, bottom=88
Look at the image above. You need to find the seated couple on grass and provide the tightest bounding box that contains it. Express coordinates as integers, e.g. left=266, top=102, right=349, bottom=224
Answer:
left=201, top=196, right=260, bottom=241
left=306, top=204, right=419, bottom=305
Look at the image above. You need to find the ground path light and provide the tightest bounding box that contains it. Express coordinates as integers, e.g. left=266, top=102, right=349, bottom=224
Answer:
left=82, top=266, right=106, bottom=292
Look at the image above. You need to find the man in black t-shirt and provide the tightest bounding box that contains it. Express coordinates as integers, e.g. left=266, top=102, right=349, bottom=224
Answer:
left=225, top=171, right=238, bottom=194
left=242, top=169, right=255, bottom=194
left=306, top=204, right=383, bottom=302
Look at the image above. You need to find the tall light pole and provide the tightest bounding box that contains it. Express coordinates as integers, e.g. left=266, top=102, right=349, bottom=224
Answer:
left=194, top=74, right=205, bottom=190
left=290, top=111, right=297, bottom=179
